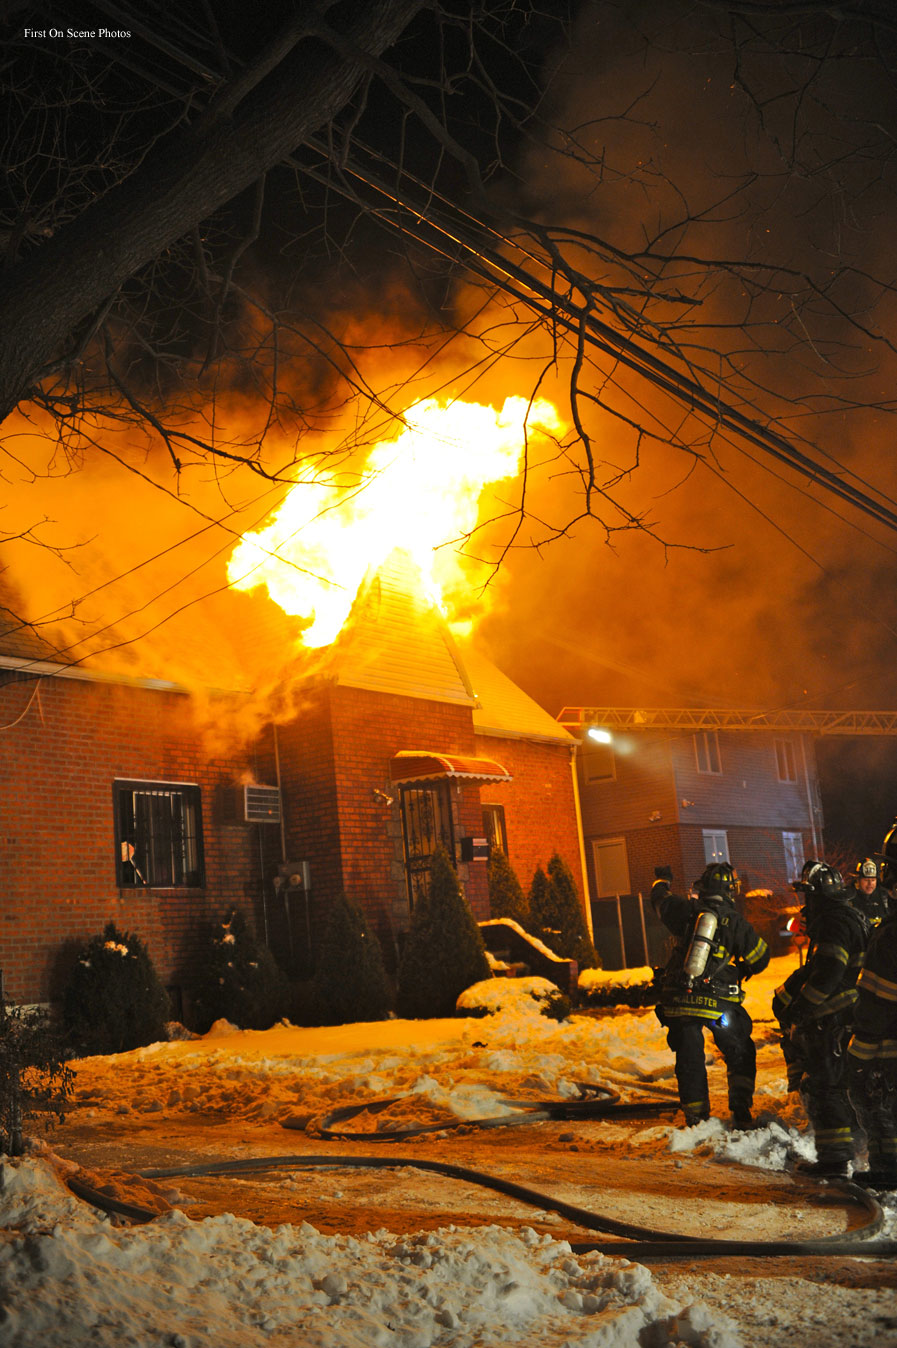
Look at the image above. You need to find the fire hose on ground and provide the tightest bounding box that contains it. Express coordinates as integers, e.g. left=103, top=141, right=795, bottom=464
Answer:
left=62, top=1085, right=897, bottom=1260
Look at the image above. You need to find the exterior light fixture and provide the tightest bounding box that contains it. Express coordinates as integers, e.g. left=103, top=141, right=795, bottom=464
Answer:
left=586, top=726, right=613, bottom=744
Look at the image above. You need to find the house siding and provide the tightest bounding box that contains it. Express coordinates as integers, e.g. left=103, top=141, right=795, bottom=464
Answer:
left=575, top=726, right=823, bottom=956
left=672, top=732, right=817, bottom=829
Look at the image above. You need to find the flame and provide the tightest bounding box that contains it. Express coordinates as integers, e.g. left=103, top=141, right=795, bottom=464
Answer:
left=226, top=396, right=563, bottom=647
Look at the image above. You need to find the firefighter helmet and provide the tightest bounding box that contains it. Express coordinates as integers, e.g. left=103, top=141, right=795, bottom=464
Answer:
left=855, top=857, right=880, bottom=881
left=696, top=862, right=740, bottom=897
left=798, top=861, right=845, bottom=901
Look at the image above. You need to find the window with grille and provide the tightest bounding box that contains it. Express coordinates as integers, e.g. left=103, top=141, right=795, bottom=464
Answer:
left=114, top=779, right=204, bottom=888
left=400, top=782, right=454, bottom=907
left=694, top=730, right=721, bottom=774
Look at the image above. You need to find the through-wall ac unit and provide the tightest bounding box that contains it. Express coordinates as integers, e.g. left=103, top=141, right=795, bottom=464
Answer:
left=243, top=784, right=282, bottom=824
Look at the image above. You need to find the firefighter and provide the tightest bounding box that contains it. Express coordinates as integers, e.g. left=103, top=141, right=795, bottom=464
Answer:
left=774, top=862, right=867, bottom=1177
left=847, top=875, right=897, bottom=1190
left=847, top=857, right=893, bottom=929
left=651, top=862, right=770, bottom=1129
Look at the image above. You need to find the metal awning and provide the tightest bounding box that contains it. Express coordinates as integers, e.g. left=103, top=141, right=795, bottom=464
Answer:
left=389, top=750, right=512, bottom=786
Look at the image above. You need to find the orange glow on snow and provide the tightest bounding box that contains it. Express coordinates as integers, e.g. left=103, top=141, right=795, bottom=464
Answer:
left=226, top=396, right=563, bottom=646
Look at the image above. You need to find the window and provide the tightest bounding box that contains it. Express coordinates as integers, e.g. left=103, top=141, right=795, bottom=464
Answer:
left=400, top=782, right=454, bottom=907
left=702, top=829, right=730, bottom=864
left=783, top=831, right=805, bottom=881
left=114, top=780, right=204, bottom=888
left=592, top=837, right=631, bottom=897
left=582, top=738, right=616, bottom=782
left=775, top=738, right=798, bottom=783
left=482, top=803, right=507, bottom=855
left=694, top=730, right=721, bottom=774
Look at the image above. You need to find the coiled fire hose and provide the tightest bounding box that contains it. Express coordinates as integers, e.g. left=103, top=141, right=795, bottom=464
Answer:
left=63, top=1085, right=897, bottom=1259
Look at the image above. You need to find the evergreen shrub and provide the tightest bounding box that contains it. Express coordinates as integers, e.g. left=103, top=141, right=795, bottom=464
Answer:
left=487, top=849, right=529, bottom=925
left=396, top=847, right=491, bottom=1019
left=192, top=908, right=290, bottom=1032
left=547, top=852, right=601, bottom=971
left=62, top=922, right=170, bottom=1056
left=528, top=859, right=600, bottom=977
left=309, top=893, right=393, bottom=1025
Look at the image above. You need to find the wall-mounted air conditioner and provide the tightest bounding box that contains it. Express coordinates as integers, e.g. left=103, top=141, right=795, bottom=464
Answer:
left=243, top=784, right=282, bottom=824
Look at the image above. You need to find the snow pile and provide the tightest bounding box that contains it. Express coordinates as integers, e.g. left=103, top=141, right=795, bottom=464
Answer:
left=3, top=957, right=895, bottom=1348
left=456, top=976, right=568, bottom=1019
left=0, top=1157, right=741, bottom=1348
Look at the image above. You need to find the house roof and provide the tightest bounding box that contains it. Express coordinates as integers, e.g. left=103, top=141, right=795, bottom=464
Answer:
left=321, top=552, right=476, bottom=706
left=320, top=550, right=575, bottom=745
left=0, top=550, right=575, bottom=747
left=462, top=644, right=576, bottom=746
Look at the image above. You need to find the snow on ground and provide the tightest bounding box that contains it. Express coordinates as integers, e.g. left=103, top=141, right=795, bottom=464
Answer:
left=1, top=956, right=895, bottom=1348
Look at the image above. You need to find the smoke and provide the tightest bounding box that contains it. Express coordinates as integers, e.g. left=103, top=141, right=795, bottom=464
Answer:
left=3, top=0, right=897, bottom=782
left=462, top=0, right=897, bottom=721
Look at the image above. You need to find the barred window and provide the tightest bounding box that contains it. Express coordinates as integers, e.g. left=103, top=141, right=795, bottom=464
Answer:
left=114, top=780, right=204, bottom=888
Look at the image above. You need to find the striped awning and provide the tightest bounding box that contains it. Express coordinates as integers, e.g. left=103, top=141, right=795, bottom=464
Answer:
left=389, top=750, right=512, bottom=786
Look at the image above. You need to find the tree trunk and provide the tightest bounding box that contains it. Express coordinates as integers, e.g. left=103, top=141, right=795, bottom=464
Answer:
left=0, top=0, right=425, bottom=422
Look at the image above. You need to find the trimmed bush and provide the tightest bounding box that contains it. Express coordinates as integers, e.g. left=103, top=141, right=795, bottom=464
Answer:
left=62, top=922, right=170, bottom=1056
left=487, top=849, right=529, bottom=925
left=547, top=852, right=601, bottom=970
left=0, top=1003, right=75, bottom=1156
left=397, top=847, right=492, bottom=1019
left=192, top=908, right=290, bottom=1032
left=309, top=893, right=393, bottom=1025
left=528, top=857, right=600, bottom=972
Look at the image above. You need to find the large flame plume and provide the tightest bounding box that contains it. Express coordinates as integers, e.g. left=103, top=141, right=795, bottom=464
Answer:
left=227, top=396, right=563, bottom=647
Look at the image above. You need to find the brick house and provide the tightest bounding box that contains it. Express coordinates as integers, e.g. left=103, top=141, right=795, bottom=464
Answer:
left=0, top=558, right=586, bottom=1011
left=557, top=709, right=823, bottom=968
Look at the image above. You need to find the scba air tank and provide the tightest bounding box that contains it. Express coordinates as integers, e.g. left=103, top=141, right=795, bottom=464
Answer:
left=684, top=909, right=718, bottom=983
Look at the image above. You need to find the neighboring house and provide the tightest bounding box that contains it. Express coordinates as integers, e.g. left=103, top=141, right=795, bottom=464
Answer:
left=0, top=555, right=586, bottom=1010
left=557, top=708, right=824, bottom=969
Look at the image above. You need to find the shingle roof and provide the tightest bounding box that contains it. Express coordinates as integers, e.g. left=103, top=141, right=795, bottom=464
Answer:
left=462, top=644, right=576, bottom=745
left=321, top=551, right=476, bottom=705
left=318, top=549, right=574, bottom=743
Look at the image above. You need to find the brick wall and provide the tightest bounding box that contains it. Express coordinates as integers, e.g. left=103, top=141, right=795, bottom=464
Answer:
left=2, top=674, right=263, bottom=1006
left=3, top=669, right=590, bottom=1006
left=475, top=734, right=585, bottom=905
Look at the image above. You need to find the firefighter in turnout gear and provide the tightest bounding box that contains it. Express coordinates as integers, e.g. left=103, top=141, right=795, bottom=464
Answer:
left=651, top=863, right=770, bottom=1129
left=847, top=857, right=893, bottom=930
left=847, top=871, right=897, bottom=1189
left=773, top=861, right=867, bottom=1178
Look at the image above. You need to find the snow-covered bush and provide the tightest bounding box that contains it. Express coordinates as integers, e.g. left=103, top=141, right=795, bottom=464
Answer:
left=456, top=975, right=572, bottom=1021
left=578, top=964, right=658, bottom=1008
left=0, top=1002, right=74, bottom=1155
left=192, top=908, right=290, bottom=1032
left=397, top=847, right=491, bottom=1019
left=62, top=922, right=170, bottom=1056
left=309, top=892, right=393, bottom=1025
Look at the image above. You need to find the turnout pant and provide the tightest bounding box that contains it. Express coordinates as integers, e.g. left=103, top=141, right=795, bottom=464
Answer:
left=848, top=1060, right=897, bottom=1175
left=661, top=1004, right=756, bottom=1120
left=791, top=1017, right=858, bottom=1165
